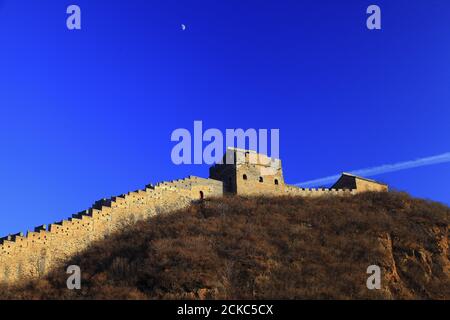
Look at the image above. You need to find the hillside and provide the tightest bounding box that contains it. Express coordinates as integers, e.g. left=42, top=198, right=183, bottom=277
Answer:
left=0, top=192, right=449, bottom=299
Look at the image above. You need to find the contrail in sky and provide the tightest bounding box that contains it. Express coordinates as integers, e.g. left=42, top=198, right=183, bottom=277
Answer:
left=295, top=152, right=450, bottom=187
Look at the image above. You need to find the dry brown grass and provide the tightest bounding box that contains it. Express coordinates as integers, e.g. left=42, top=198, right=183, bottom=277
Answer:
left=1, top=192, right=449, bottom=299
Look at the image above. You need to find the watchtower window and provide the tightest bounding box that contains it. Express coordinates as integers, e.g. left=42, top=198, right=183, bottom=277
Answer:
left=243, top=174, right=247, bottom=180
left=199, top=191, right=204, bottom=200
left=274, top=179, right=279, bottom=185
left=259, top=177, right=264, bottom=183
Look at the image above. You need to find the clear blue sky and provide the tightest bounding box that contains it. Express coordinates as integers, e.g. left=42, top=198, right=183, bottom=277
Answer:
left=0, top=0, right=449, bottom=235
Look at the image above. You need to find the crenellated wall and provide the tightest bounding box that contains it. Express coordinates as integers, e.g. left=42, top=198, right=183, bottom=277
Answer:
left=0, top=176, right=223, bottom=284
left=283, top=185, right=357, bottom=197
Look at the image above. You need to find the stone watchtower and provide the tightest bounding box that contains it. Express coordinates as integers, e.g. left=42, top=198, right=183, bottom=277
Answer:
left=209, top=147, right=285, bottom=195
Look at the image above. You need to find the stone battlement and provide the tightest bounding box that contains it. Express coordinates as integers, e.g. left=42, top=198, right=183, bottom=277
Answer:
left=0, top=149, right=387, bottom=284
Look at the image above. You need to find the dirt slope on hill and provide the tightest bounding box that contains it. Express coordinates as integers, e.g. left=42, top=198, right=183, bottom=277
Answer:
left=1, top=192, right=449, bottom=299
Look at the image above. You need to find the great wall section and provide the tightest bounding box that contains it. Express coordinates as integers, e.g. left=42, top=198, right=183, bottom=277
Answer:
left=0, top=148, right=388, bottom=284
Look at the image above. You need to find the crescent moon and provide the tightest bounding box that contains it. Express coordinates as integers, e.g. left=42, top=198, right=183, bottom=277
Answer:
left=181, top=24, right=186, bottom=31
